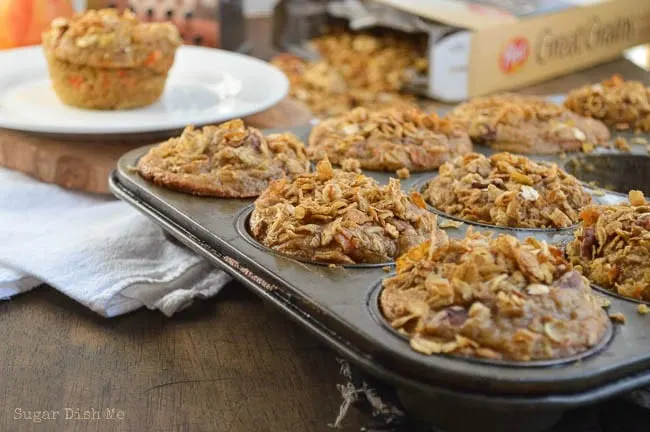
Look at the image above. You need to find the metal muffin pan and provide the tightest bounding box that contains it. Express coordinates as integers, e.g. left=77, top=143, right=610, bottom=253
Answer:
left=110, top=126, right=650, bottom=432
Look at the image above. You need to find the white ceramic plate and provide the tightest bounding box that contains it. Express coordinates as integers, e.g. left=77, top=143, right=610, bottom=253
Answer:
left=0, top=45, right=288, bottom=135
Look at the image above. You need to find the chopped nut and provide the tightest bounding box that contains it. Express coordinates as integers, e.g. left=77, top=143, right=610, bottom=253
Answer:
left=631, top=137, right=648, bottom=145
left=609, top=312, right=626, bottom=324
left=396, top=167, right=410, bottom=179
left=328, top=263, right=337, bottom=269
left=382, top=266, right=391, bottom=273
left=439, top=220, right=464, bottom=229
left=75, top=34, right=98, bottom=48
left=527, top=284, right=550, bottom=295
left=520, top=185, right=539, bottom=201
left=573, top=128, right=586, bottom=141
left=638, top=304, right=650, bottom=315
left=582, top=142, right=595, bottom=153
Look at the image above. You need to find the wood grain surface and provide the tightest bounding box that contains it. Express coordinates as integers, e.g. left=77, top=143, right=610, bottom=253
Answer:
left=2, top=17, right=650, bottom=432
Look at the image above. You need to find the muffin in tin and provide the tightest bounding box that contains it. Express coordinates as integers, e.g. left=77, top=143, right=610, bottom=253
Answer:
left=380, top=228, right=611, bottom=361
left=564, top=74, right=650, bottom=132
left=308, top=108, right=472, bottom=172
left=423, top=152, right=592, bottom=229
left=137, top=119, right=310, bottom=198
left=567, top=190, right=650, bottom=301
left=249, top=159, right=437, bottom=265
left=42, top=8, right=181, bottom=110
left=447, top=93, right=610, bottom=154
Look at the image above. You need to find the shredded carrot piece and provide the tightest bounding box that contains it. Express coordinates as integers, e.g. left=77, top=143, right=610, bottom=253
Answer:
left=67, top=75, right=84, bottom=88
left=144, top=50, right=161, bottom=66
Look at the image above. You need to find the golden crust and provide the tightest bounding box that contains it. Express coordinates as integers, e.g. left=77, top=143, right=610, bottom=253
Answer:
left=308, top=108, right=472, bottom=172
left=249, top=159, right=437, bottom=264
left=448, top=94, right=610, bottom=154
left=380, top=229, right=610, bottom=361
left=137, top=120, right=310, bottom=198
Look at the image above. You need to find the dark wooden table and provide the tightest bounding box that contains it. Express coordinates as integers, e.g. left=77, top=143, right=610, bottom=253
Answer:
left=2, top=18, right=650, bottom=432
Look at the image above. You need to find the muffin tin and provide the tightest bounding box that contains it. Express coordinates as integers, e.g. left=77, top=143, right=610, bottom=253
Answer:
left=110, top=125, right=650, bottom=432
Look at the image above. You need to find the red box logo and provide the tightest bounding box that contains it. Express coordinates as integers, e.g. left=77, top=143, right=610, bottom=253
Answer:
left=500, top=37, right=530, bottom=74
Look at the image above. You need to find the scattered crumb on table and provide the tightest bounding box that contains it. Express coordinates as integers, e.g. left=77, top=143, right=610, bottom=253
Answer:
left=609, top=312, right=626, bottom=324
left=439, top=220, right=464, bottom=229
left=396, top=167, right=410, bottom=179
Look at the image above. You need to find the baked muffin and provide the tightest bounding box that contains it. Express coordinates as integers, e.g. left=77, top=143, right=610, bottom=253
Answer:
left=308, top=108, right=472, bottom=172
left=424, top=153, right=592, bottom=229
left=249, top=159, right=437, bottom=264
left=137, top=119, right=310, bottom=198
left=564, top=75, right=650, bottom=132
left=447, top=94, right=610, bottom=154
left=380, top=228, right=610, bottom=361
left=42, top=9, right=181, bottom=110
left=271, top=53, right=418, bottom=118
left=567, top=190, right=650, bottom=301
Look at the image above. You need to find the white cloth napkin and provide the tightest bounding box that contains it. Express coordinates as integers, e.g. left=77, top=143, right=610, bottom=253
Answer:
left=0, top=168, right=231, bottom=317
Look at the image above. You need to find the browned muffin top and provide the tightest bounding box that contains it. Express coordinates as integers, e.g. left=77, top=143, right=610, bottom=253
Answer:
left=249, top=159, right=437, bottom=264
left=42, top=8, right=181, bottom=71
left=137, top=120, right=310, bottom=198
left=424, top=153, right=592, bottom=229
left=448, top=94, right=610, bottom=154
left=564, top=74, right=650, bottom=132
left=308, top=107, right=472, bottom=172
left=380, top=229, right=610, bottom=361
left=567, top=190, right=650, bottom=301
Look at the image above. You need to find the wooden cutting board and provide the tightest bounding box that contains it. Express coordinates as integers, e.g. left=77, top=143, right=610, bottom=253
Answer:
left=0, top=97, right=313, bottom=194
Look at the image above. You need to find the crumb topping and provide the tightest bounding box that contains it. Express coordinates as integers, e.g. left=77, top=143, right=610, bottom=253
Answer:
left=136, top=120, right=309, bottom=197
left=567, top=190, right=650, bottom=301
left=309, top=108, right=472, bottom=172
left=564, top=75, right=650, bottom=132
left=249, top=159, right=437, bottom=264
left=380, top=229, right=610, bottom=361
left=424, top=153, right=592, bottom=228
